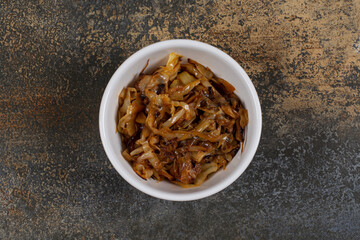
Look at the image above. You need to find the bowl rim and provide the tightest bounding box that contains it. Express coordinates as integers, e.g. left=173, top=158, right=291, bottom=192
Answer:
left=99, top=39, right=262, bottom=201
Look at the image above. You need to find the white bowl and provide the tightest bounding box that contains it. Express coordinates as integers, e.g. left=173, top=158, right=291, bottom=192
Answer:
left=99, top=39, right=262, bottom=201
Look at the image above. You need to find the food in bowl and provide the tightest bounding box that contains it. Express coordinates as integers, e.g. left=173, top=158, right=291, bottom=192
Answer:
left=117, top=52, right=248, bottom=187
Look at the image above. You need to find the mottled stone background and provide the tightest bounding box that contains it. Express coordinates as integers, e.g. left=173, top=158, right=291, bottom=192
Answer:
left=1, top=0, right=359, bottom=239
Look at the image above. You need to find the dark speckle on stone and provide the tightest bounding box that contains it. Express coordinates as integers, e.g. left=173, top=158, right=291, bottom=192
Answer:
left=0, top=0, right=359, bottom=239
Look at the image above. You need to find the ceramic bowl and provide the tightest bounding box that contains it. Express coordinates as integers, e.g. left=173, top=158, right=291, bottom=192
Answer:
left=99, top=39, right=262, bottom=201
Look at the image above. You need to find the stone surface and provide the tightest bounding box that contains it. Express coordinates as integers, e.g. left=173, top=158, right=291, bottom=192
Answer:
left=0, top=0, right=359, bottom=239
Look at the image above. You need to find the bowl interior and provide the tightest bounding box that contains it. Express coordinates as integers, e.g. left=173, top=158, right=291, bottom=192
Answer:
left=99, top=40, right=261, bottom=201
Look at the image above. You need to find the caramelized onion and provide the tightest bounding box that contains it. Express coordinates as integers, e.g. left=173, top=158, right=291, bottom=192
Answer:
left=117, top=53, right=248, bottom=186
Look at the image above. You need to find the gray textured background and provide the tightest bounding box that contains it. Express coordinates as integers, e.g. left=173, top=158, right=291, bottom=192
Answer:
left=1, top=0, right=359, bottom=239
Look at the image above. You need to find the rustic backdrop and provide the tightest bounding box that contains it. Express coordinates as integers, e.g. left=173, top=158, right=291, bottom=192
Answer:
left=1, top=0, right=359, bottom=239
